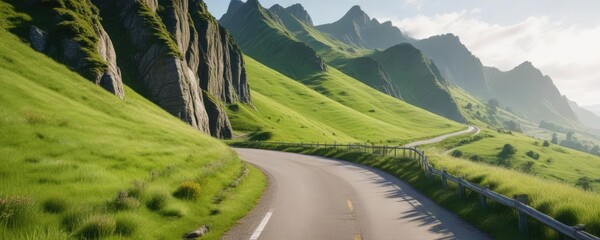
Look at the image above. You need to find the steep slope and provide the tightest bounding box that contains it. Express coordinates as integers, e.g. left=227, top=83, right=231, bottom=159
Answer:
left=0, top=30, right=263, bottom=239
left=284, top=3, right=313, bottom=26
left=229, top=56, right=463, bottom=143
left=219, top=0, right=326, bottom=80
left=372, top=44, right=464, bottom=122
left=569, top=100, right=600, bottom=130
left=5, top=0, right=251, bottom=138
left=484, top=62, right=578, bottom=126
left=266, top=4, right=399, bottom=99
left=413, top=34, right=493, bottom=98
left=316, top=5, right=411, bottom=50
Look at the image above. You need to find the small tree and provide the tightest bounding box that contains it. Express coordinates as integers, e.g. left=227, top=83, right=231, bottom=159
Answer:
left=551, top=133, right=558, bottom=144
left=543, top=140, right=550, bottom=147
left=451, top=150, right=463, bottom=157
left=499, top=144, right=517, bottom=158
left=566, top=132, right=575, bottom=141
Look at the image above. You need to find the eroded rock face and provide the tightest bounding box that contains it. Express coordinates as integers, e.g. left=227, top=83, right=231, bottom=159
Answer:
left=29, top=26, right=47, bottom=52
left=15, top=0, right=250, bottom=138
left=24, top=1, right=125, bottom=99
left=92, top=0, right=250, bottom=137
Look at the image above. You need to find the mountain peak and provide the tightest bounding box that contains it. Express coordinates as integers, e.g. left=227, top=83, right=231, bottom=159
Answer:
left=246, top=0, right=261, bottom=8
left=348, top=5, right=365, bottom=14
left=222, top=0, right=245, bottom=19
left=285, top=3, right=314, bottom=26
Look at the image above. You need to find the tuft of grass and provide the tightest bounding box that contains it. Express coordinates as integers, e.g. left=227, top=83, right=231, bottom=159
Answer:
left=0, top=196, right=35, bottom=228
left=42, top=197, right=68, bottom=214
left=173, top=181, right=201, bottom=200
left=145, top=192, right=169, bottom=212
left=109, top=191, right=140, bottom=211
left=159, top=207, right=185, bottom=218
left=115, top=216, right=137, bottom=236
left=61, top=210, right=88, bottom=232
left=75, top=215, right=116, bottom=240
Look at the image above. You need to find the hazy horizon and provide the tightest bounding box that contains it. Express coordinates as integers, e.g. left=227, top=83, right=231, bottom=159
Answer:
left=206, top=0, right=600, bottom=106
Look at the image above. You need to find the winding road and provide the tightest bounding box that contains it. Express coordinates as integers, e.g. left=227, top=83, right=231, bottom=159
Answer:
left=404, top=126, right=480, bottom=148
left=224, top=125, right=487, bottom=240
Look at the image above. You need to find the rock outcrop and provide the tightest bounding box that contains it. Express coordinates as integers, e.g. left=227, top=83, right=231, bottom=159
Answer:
left=21, top=0, right=125, bottom=98
left=91, top=0, right=251, bottom=137
left=317, top=5, right=412, bottom=50
left=9, top=0, right=251, bottom=138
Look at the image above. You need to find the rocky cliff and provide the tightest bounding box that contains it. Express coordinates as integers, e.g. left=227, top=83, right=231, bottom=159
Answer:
left=12, top=0, right=125, bottom=98
left=220, top=0, right=327, bottom=80
left=372, top=43, right=464, bottom=122
left=485, top=62, right=578, bottom=126
left=5, top=0, right=250, bottom=138
left=317, top=6, right=411, bottom=50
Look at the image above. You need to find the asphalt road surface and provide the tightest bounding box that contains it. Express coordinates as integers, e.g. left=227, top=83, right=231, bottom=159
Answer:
left=404, top=126, right=480, bottom=148
left=223, top=148, right=490, bottom=240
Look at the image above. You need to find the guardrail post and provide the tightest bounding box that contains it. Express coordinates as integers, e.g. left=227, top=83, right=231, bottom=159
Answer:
left=514, top=194, right=529, bottom=237
left=403, top=148, right=406, bottom=158
left=394, top=147, right=397, bottom=157
left=441, top=168, right=448, bottom=190
left=458, top=176, right=465, bottom=198
left=316, top=142, right=319, bottom=148
left=480, top=185, right=489, bottom=212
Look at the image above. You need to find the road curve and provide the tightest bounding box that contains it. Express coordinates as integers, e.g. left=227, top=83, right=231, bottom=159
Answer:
left=404, top=126, right=480, bottom=148
left=223, top=148, right=490, bottom=240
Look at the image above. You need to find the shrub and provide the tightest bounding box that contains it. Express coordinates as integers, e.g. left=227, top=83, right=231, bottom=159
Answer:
left=174, top=181, right=201, bottom=200
left=76, top=215, right=116, bottom=239
left=543, top=141, right=550, bottom=147
left=0, top=196, right=35, bottom=228
left=42, top=197, right=68, bottom=214
left=110, top=191, right=140, bottom=211
left=451, top=150, right=463, bottom=157
left=526, top=150, right=540, bottom=160
left=469, top=155, right=482, bottom=161
left=146, top=192, right=169, bottom=212
left=127, top=180, right=146, bottom=199
left=115, top=217, right=137, bottom=236
left=499, top=144, right=517, bottom=158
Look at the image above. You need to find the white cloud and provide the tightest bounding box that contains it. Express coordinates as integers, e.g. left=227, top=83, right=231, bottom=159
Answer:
left=403, top=0, right=422, bottom=10
left=384, top=11, right=600, bottom=105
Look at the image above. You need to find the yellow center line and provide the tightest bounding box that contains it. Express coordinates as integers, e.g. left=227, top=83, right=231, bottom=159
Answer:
left=354, top=233, right=362, bottom=240
left=346, top=199, right=354, bottom=212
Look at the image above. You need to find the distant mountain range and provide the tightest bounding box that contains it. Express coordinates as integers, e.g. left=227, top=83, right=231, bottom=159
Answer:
left=221, top=0, right=464, bottom=121
left=316, top=6, right=412, bottom=50
left=217, top=0, right=592, bottom=131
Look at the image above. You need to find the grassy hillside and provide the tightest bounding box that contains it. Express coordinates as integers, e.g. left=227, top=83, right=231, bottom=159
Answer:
left=0, top=30, right=264, bottom=239
left=444, top=87, right=600, bottom=190
left=228, top=56, right=463, bottom=143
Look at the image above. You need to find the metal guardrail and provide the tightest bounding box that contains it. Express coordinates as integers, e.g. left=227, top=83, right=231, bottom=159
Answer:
left=246, top=141, right=599, bottom=240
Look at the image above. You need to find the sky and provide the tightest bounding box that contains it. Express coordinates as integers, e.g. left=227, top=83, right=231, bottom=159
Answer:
left=205, top=0, right=600, bottom=106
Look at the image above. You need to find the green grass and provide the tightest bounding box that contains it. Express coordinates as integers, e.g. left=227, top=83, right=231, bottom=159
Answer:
left=0, top=29, right=264, bottom=239
left=228, top=56, right=463, bottom=143
left=437, top=87, right=600, bottom=191
left=430, top=129, right=600, bottom=191
left=233, top=143, right=600, bottom=239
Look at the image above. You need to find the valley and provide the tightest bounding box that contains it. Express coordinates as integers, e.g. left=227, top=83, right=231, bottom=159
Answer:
left=0, top=0, right=599, bottom=239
